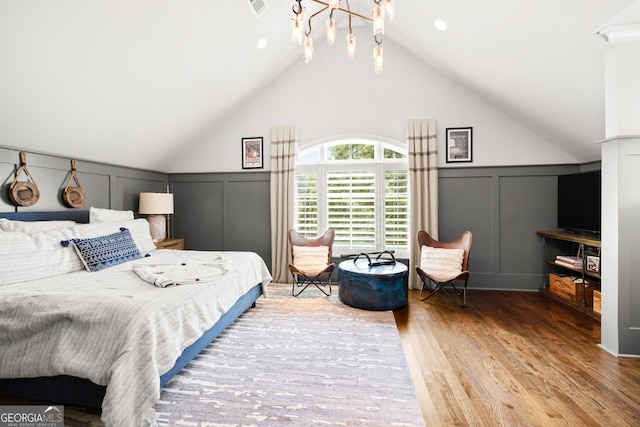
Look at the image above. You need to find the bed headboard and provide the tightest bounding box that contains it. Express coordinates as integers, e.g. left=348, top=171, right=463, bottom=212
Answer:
left=0, top=211, right=90, bottom=223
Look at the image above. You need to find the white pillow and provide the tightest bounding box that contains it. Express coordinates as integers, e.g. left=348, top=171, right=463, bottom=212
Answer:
left=76, top=219, right=156, bottom=253
left=89, top=207, right=134, bottom=224
left=0, top=232, right=37, bottom=254
left=0, top=218, right=77, bottom=234
left=420, top=245, right=465, bottom=282
left=0, top=227, right=85, bottom=285
left=292, top=245, right=330, bottom=275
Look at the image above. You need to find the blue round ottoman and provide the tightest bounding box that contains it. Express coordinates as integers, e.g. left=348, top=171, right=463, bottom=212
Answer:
left=338, top=258, right=408, bottom=311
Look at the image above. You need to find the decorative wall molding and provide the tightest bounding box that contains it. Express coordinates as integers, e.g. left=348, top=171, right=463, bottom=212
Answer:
left=598, top=22, right=640, bottom=44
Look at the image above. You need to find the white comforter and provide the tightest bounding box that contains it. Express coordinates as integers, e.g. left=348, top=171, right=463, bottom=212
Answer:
left=0, top=250, right=271, bottom=427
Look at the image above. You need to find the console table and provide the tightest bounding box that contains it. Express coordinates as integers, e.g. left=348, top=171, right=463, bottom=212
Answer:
left=536, top=230, right=601, bottom=320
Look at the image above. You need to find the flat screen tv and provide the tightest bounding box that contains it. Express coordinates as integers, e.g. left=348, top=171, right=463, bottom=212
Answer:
left=557, top=171, right=601, bottom=234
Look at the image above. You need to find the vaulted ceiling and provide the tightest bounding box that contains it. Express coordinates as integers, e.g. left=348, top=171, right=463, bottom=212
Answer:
left=0, top=0, right=635, bottom=171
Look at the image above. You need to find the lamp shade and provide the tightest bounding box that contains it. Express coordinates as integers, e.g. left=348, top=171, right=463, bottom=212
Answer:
left=139, top=192, right=174, bottom=215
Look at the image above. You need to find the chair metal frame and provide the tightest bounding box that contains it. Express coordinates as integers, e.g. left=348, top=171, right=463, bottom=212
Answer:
left=288, top=229, right=336, bottom=297
left=415, top=230, right=472, bottom=307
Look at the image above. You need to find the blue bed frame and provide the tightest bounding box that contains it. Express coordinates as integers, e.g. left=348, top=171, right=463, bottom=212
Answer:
left=0, top=211, right=264, bottom=407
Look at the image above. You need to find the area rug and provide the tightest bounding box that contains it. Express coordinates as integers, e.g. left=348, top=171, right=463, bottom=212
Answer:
left=56, top=285, right=424, bottom=426
left=154, top=286, right=423, bottom=426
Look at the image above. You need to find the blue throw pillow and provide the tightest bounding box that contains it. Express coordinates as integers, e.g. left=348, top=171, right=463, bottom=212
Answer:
left=70, top=227, right=142, bottom=272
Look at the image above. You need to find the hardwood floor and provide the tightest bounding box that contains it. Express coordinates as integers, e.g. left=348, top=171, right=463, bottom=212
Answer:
left=394, top=289, right=640, bottom=427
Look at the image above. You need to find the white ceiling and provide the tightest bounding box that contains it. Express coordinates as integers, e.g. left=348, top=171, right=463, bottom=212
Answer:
left=0, top=0, right=636, bottom=171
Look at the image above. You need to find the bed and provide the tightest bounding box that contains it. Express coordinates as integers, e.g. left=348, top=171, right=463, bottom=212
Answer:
left=0, top=210, right=272, bottom=427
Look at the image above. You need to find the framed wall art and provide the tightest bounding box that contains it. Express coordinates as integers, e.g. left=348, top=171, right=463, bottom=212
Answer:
left=242, top=137, right=263, bottom=169
left=446, top=127, right=473, bottom=163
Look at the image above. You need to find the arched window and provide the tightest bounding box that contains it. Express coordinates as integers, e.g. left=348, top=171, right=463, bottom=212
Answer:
left=294, top=138, right=409, bottom=257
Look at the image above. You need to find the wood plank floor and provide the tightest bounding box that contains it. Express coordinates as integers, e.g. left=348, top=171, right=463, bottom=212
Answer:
left=394, top=289, right=640, bottom=427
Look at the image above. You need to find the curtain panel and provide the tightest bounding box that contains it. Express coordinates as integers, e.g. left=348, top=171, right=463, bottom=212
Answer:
left=407, top=118, right=438, bottom=289
left=270, top=125, right=298, bottom=283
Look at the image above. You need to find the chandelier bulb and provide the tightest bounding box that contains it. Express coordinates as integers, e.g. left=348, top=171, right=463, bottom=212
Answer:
left=373, top=3, right=385, bottom=35
left=346, top=33, right=356, bottom=60
left=304, top=36, right=313, bottom=63
left=373, top=45, right=383, bottom=73
left=291, top=14, right=304, bottom=44
left=328, top=0, right=340, bottom=10
left=326, top=18, right=336, bottom=45
left=386, top=0, right=395, bottom=21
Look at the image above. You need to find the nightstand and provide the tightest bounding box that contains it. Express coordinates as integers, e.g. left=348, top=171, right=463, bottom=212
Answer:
left=154, top=238, right=185, bottom=250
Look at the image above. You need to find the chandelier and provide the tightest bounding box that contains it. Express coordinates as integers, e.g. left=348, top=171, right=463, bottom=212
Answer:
left=291, top=0, right=395, bottom=73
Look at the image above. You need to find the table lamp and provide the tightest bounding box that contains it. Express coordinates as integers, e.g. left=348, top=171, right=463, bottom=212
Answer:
left=139, top=192, right=174, bottom=242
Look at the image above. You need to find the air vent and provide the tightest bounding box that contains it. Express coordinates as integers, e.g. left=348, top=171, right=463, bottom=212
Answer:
left=249, top=0, right=268, bottom=17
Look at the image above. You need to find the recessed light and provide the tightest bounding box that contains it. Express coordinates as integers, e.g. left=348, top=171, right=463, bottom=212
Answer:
left=257, top=37, right=268, bottom=49
left=434, top=19, right=447, bottom=31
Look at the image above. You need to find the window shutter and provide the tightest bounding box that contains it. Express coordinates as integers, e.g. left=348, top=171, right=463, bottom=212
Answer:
left=384, top=169, right=409, bottom=251
left=327, top=170, right=376, bottom=250
left=294, top=171, right=318, bottom=237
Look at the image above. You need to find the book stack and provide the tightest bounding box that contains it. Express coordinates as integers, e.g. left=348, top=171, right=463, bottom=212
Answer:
left=555, top=255, right=583, bottom=269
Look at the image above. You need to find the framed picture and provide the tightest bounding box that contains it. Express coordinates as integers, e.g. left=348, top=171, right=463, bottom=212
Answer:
left=587, top=256, right=600, bottom=273
left=242, top=137, right=263, bottom=169
left=446, top=127, right=473, bottom=163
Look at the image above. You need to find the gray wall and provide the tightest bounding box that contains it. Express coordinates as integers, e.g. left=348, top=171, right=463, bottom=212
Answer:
left=0, top=147, right=272, bottom=271
left=1, top=146, right=595, bottom=291
left=168, top=164, right=595, bottom=290
left=169, top=172, right=271, bottom=269
left=438, top=164, right=585, bottom=291
left=1, top=147, right=167, bottom=214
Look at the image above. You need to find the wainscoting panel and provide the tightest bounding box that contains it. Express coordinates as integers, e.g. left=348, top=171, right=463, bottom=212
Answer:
left=2, top=145, right=595, bottom=294
left=0, top=146, right=167, bottom=214
left=115, top=176, right=166, bottom=212
left=226, top=178, right=271, bottom=266
left=171, top=180, right=224, bottom=251
left=169, top=172, right=271, bottom=269
left=498, top=174, right=558, bottom=288
left=439, top=165, right=582, bottom=291
left=0, top=150, right=18, bottom=211
left=73, top=172, right=111, bottom=210
left=439, top=174, right=493, bottom=282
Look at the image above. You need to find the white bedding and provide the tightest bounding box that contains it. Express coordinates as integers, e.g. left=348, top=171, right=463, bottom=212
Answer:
left=0, top=250, right=272, bottom=427
left=132, top=252, right=231, bottom=287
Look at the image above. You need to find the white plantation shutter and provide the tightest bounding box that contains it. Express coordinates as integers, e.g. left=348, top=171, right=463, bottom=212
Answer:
left=327, top=170, right=376, bottom=251
left=294, top=171, right=318, bottom=237
left=384, top=169, right=409, bottom=252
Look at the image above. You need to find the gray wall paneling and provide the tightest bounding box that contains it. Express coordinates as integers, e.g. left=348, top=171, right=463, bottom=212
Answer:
left=169, top=172, right=271, bottom=270
left=0, top=147, right=167, bottom=214
left=2, top=145, right=596, bottom=293
left=171, top=180, right=225, bottom=251
left=438, top=165, right=583, bottom=291
left=169, top=165, right=588, bottom=290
